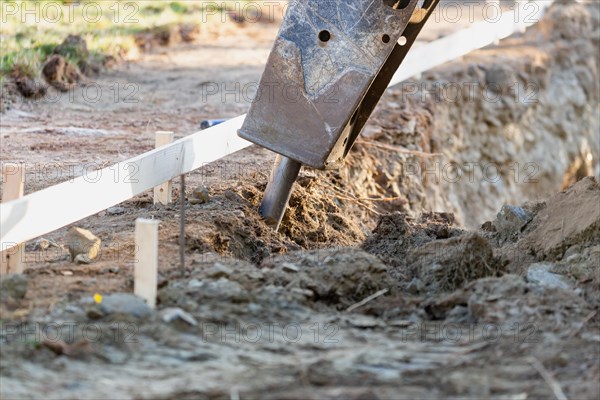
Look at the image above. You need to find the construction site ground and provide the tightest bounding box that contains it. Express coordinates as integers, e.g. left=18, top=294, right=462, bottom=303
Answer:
left=1, top=2, right=599, bottom=399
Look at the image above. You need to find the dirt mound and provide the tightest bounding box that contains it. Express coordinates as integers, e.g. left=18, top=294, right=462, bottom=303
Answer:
left=182, top=171, right=367, bottom=264
left=407, top=233, right=500, bottom=293
left=42, top=54, right=83, bottom=92
left=279, top=175, right=367, bottom=248
left=425, top=274, right=593, bottom=328
left=362, top=211, right=463, bottom=269
left=9, top=66, right=47, bottom=99
left=261, top=248, right=394, bottom=310
left=520, top=177, right=600, bottom=260
left=362, top=212, right=500, bottom=295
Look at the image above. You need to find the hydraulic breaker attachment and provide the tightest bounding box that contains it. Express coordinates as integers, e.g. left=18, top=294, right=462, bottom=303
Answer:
left=239, top=0, right=440, bottom=230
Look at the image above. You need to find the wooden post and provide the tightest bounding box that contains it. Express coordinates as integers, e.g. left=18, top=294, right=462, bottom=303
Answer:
left=154, top=131, right=174, bottom=205
left=134, top=218, right=159, bottom=309
left=1, top=163, right=25, bottom=275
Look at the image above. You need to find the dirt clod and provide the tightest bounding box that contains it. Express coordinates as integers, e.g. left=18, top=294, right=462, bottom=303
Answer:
left=0, top=274, right=28, bottom=300
left=54, top=35, right=89, bottom=61
left=179, top=23, right=200, bottom=42
left=51, top=35, right=101, bottom=76
left=362, top=211, right=464, bottom=274
left=527, top=262, right=573, bottom=289
left=42, top=54, right=82, bottom=92
left=494, top=205, right=532, bottom=241
left=407, top=233, right=500, bottom=293
left=262, top=248, right=394, bottom=309
left=10, top=66, right=47, bottom=99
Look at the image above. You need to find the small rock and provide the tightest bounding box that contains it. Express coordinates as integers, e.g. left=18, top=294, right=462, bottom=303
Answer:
left=346, top=315, right=384, bottom=328
left=234, top=210, right=245, bottom=218
left=61, top=270, right=74, bottom=276
left=74, top=254, right=93, bottom=265
left=484, top=63, right=517, bottom=92
left=205, top=263, right=233, bottom=279
left=87, top=293, right=152, bottom=319
left=0, top=274, right=28, bottom=300
left=291, top=287, right=314, bottom=298
left=494, top=205, right=531, bottom=238
left=527, top=263, right=573, bottom=290
left=160, top=307, right=198, bottom=326
left=387, top=319, right=412, bottom=327
left=33, top=238, right=60, bottom=251
left=406, top=278, right=424, bottom=294
left=188, top=279, right=203, bottom=289
left=190, top=185, right=210, bottom=205
left=481, top=221, right=496, bottom=233
left=281, top=262, right=299, bottom=273
left=107, top=206, right=126, bottom=215
left=100, top=267, right=120, bottom=275
left=157, top=285, right=184, bottom=306
left=66, top=227, right=101, bottom=263
left=174, top=350, right=217, bottom=362
left=188, top=278, right=247, bottom=302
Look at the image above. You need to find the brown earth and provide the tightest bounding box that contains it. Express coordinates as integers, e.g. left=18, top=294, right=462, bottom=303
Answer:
left=1, top=2, right=599, bottom=399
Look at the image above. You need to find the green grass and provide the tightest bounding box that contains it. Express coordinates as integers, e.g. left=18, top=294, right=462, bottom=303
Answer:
left=0, top=0, right=254, bottom=79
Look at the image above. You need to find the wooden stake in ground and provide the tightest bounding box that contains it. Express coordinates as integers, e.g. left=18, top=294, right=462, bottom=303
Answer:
left=153, top=131, right=174, bottom=205
left=1, top=163, right=25, bottom=275
left=134, top=218, right=159, bottom=309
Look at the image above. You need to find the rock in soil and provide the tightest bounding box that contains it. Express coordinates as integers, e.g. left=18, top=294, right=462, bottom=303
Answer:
left=160, top=307, right=198, bottom=326
left=494, top=205, right=532, bottom=241
left=527, top=262, right=573, bottom=289
left=190, top=184, right=210, bottom=204
left=0, top=274, right=28, bottom=300
left=106, top=206, right=126, bottom=215
left=65, top=227, right=101, bottom=263
left=87, top=293, right=152, bottom=320
left=30, top=238, right=60, bottom=251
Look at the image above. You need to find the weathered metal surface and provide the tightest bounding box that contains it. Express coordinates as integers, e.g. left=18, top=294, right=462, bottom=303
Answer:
left=239, top=0, right=421, bottom=169
left=259, top=155, right=302, bottom=230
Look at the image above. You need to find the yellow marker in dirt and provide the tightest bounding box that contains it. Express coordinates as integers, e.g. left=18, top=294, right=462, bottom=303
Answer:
left=93, top=293, right=103, bottom=304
